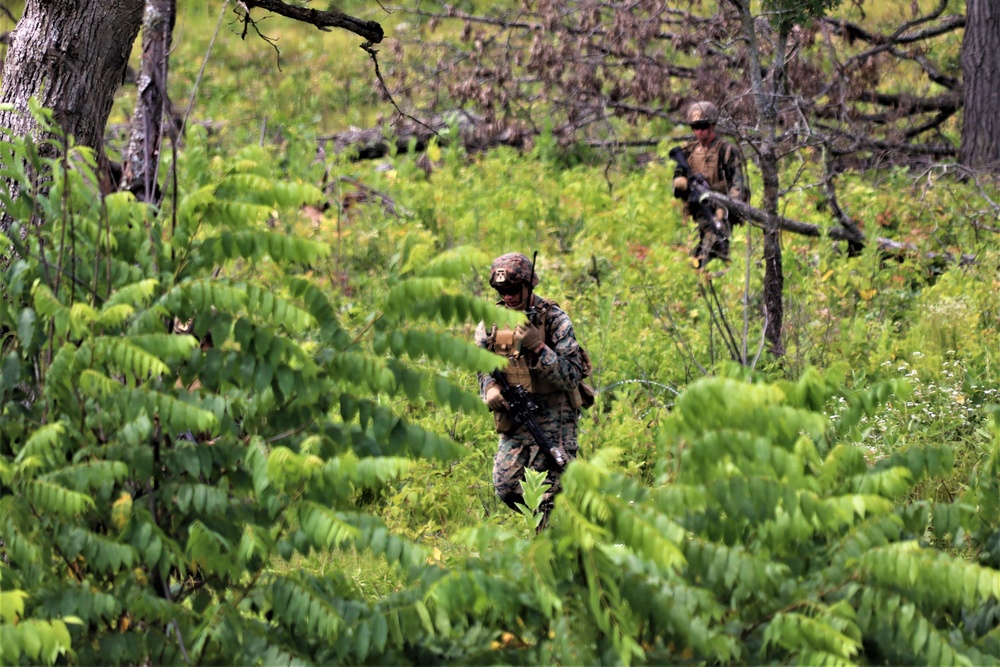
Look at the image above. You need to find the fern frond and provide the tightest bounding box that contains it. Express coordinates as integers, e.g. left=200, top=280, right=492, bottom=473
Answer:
left=269, top=574, right=345, bottom=641
left=339, top=512, right=428, bottom=569
left=245, top=284, right=315, bottom=333
left=298, top=501, right=360, bottom=550
left=121, top=389, right=218, bottom=436
left=48, top=460, right=129, bottom=492
left=858, top=588, right=976, bottom=666
left=859, top=542, right=1000, bottom=610
left=128, top=333, right=200, bottom=361
left=25, top=480, right=94, bottom=516
left=683, top=537, right=789, bottom=606
left=381, top=328, right=506, bottom=372
left=56, top=526, right=136, bottom=573
left=763, top=611, right=862, bottom=662
left=31, top=283, right=72, bottom=336
left=199, top=230, right=329, bottom=265
left=15, top=422, right=68, bottom=467
left=0, top=618, right=75, bottom=666
left=93, top=337, right=170, bottom=379
left=417, top=245, right=491, bottom=279
left=159, top=279, right=248, bottom=319
left=104, top=279, right=159, bottom=308
left=320, top=453, right=413, bottom=493
left=186, top=520, right=237, bottom=578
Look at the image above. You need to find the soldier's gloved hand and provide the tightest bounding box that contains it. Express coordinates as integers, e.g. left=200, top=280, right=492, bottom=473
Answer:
left=515, top=322, right=545, bottom=353
left=485, top=384, right=507, bottom=411
left=673, top=176, right=688, bottom=192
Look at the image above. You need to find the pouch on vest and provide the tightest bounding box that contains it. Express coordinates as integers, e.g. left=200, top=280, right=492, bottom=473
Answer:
left=494, top=410, right=518, bottom=435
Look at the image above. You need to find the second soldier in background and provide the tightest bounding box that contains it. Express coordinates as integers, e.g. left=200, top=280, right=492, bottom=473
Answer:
left=672, top=100, right=750, bottom=266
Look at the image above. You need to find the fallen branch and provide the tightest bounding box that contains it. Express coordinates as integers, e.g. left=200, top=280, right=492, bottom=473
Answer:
left=701, top=190, right=978, bottom=265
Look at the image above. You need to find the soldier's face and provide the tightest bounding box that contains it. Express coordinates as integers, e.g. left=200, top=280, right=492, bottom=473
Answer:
left=497, top=282, right=526, bottom=309
left=693, top=123, right=715, bottom=146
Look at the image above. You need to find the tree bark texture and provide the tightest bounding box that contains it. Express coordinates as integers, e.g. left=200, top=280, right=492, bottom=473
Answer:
left=120, top=0, right=176, bottom=203
left=738, top=1, right=785, bottom=357
left=0, top=1, right=143, bottom=150
left=0, top=0, right=143, bottom=230
left=959, top=0, right=1000, bottom=173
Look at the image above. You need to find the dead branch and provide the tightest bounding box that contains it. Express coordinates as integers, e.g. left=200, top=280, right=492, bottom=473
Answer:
left=327, top=175, right=411, bottom=218
left=701, top=190, right=980, bottom=266
left=239, top=0, right=383, bottom=44
left=319, top=111, right=532, bottom=159
left=701, top=190, right=864, bottom=246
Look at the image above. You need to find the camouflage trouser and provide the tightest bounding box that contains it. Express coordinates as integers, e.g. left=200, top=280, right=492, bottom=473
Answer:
left=693, top=218, right=731, bottom=267
left=493, top=396, right=579, bottom=521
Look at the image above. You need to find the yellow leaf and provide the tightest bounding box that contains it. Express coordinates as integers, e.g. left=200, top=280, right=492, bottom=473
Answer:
left=111, top=492, right=133, bottom=530
left=427, top=142, right=441, bottom=162
left=821, top=269, right=834, bottom=281
left=859, top=289, right=877, bottom=301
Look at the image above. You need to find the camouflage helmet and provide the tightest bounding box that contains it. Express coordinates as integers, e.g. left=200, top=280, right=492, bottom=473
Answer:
left=489, top=252, right=539, bottom=289
left=686, top=101, right=719, bottom=125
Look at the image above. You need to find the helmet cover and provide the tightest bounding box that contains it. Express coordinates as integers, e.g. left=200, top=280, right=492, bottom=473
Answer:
left=489, top=252, right=539, bottom=289
left=686, top=101, right=719, bottom=124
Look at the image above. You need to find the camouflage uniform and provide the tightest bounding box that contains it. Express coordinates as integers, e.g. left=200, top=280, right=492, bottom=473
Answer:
left=673, top=101, right=750, bottom=265
left=474, top=254, right=586, bottom=525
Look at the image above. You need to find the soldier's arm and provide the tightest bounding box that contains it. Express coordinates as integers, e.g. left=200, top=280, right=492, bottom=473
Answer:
left=530, top=308, right=585, bottom=391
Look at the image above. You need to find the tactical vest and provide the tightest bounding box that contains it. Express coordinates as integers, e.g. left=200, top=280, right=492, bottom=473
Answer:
left=486, top=299, right=594, bottom=434
left=488, top=298, right=562, bottom=396
left=686, top=139, right=732, bottom=195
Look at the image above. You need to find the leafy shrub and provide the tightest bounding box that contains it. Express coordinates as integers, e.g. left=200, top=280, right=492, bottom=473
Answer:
left=0, top=111, right=515, bottom=664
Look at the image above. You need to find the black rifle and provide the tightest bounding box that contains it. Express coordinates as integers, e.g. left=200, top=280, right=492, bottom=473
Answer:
left=491, top=251, right=568, bottom=469
left=668, top=146, right=726, bottom=235
left=489, top=368, right=568, bottom=469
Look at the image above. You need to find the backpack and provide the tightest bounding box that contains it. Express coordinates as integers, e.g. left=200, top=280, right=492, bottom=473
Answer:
left=538, top=298, right=596, bottom=410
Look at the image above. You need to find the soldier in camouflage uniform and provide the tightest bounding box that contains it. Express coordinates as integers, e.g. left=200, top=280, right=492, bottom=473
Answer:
left=474, top=253, right=588, bottom=528
left=672, top=100, right=750, bottom=266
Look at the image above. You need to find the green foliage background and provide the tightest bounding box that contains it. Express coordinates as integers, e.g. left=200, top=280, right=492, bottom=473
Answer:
left=0, top=1, right=998, bottom=664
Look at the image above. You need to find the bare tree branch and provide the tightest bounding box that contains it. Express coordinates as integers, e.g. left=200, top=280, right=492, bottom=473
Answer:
left=239, top=0, right=383, bottom=43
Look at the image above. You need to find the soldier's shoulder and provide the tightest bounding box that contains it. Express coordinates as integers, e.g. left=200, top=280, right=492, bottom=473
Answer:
left=718, top=137, right=742, bottom=158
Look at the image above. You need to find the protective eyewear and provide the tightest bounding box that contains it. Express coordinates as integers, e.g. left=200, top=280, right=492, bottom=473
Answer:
left=495, top=283, right=523, bottom=296
left=691, top=122, right=711, bottom=130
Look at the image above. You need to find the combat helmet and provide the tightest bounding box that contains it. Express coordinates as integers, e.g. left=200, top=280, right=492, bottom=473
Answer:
left=686, top=101, right=719, bottom=125
left=489, top=252, right=539, bottom=289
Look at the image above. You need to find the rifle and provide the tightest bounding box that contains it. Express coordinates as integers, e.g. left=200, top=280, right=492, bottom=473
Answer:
left=489, top=368, right=569, bottom=469
left=668, top=146, right=727, bottom=237
left=490, top=251, right=568, bottom=469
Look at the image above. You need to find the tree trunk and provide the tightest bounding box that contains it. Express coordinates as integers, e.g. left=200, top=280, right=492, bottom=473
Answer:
left=0, top=0, right=144, bottom=230
left=737, top=1, right=785, bottom=356
left=959, top=0, right=1000, bottom=173
left=120, top=0, right=177, bottom=204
